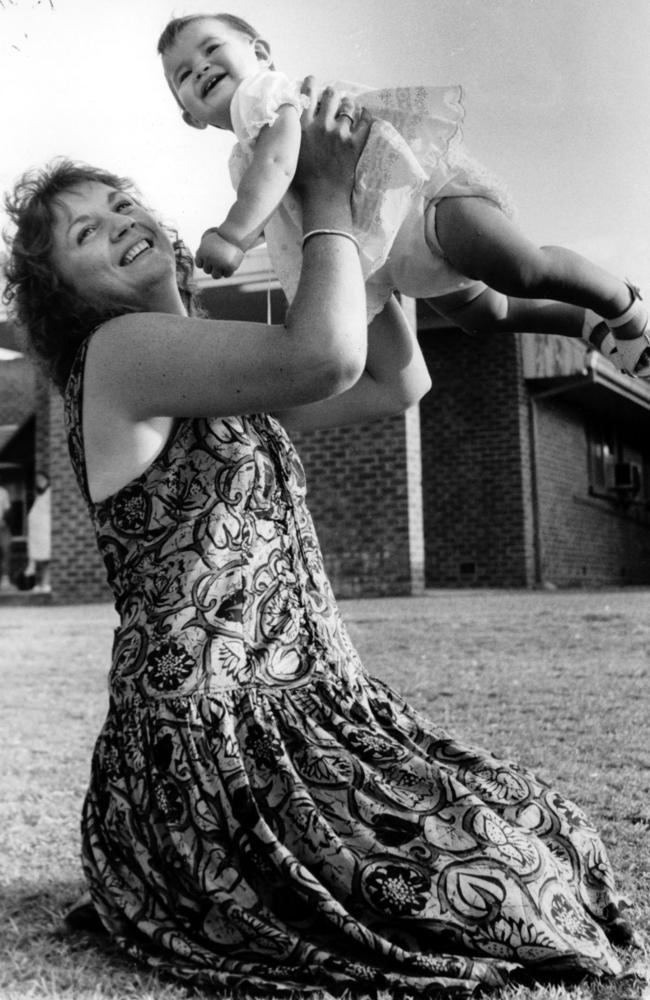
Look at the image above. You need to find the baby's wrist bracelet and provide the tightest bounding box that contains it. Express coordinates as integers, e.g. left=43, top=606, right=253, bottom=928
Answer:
left=302, top=229, right=360, bottom=253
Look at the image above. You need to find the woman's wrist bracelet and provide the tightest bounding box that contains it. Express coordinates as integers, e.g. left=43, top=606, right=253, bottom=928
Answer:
left=302, top=228, right=360, bottom=253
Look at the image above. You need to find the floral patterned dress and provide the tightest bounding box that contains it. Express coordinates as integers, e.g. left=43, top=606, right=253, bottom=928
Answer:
left=64, top=339, right=632, bottom=997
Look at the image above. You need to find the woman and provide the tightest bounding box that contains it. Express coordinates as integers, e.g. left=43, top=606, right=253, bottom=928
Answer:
left=3, top=84, right=637, bottom=997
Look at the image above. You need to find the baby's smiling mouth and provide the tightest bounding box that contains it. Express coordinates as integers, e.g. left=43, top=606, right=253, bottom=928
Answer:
left=120, top=239, right=153, bottom=266
left=202, top=72, right=226, bottom=98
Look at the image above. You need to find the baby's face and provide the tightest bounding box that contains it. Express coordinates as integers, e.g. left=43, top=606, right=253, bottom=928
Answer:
left=163, top=19, right=269, bottom=129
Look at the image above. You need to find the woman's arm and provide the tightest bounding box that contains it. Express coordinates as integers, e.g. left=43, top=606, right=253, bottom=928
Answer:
left=196, top=105, right=301, bottom=277
left=276, top=296, right=432, bottom=431
left=86, top=88, right=371, bottom=422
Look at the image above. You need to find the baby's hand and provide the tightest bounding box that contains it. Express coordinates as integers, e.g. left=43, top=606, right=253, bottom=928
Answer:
left=195, top=228, right=245, bottom=278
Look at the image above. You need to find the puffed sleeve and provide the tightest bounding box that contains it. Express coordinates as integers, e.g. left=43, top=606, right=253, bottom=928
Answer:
left=230, top=70, right=308, bottom=145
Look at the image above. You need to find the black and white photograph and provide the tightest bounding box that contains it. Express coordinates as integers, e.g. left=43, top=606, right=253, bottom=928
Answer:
left=1, top=2, right=649, bottom=998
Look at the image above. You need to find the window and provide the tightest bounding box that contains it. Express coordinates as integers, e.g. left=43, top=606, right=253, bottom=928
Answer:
left=588, top=426, right=616, bottom=494
left=587, top=422, right=650, bottom=507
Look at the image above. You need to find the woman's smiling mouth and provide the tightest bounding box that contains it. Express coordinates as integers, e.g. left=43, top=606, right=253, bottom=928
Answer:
left=120, top=239, right=153, bottom=266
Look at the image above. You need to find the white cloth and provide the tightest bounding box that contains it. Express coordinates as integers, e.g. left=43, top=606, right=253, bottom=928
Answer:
left=27, top=489, right=51, bottom=562
left=0, top=486, right=10, bottom=522
left=228, top=71, right=514, bottom=320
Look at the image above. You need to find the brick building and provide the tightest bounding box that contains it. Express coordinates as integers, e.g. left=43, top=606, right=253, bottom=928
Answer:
left=3, top=253, right=650, bottom=602
left=0, top=338, right=37, bottom=578
left=418, top=306, right=650, bottom=588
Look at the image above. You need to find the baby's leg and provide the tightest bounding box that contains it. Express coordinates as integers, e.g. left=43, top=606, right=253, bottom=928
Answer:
left=426, top=284, right=617, bottom=368
left=432, top=196, right=632, bottom=317
left=428, top=196, right=649, bottom=371
left=428, top=283, right=591, bottom=338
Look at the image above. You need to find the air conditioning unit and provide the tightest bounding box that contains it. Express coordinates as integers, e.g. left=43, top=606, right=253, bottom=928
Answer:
left=605, top=460, right=642, bottom=494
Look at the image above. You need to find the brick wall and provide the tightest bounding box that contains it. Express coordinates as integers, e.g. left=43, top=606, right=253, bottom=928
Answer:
left=48, top=390, right=111, bottom=603
left=533, top=396, right=650, bottom=585
left=34, top=372, right=50, bottom=476
left=419, top=329, right=535, bottom=587
left=290, top=406, right=425, bottom=597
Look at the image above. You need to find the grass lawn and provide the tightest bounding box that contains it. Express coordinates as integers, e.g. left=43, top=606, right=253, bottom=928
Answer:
left=1, top=588, right=649, bottom=1000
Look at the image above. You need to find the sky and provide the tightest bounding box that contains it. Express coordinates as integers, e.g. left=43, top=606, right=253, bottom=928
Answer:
left=2, top=0, right=650, bottom=310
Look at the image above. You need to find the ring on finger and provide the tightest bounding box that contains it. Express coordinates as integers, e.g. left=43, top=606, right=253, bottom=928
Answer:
left=336, top=112, right=355, bottom=125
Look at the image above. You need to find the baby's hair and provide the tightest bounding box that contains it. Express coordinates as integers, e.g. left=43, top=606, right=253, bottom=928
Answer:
left=156, top=12, right=261, bottom=55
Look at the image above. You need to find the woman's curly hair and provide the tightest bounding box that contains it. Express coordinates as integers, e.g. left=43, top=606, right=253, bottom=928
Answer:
left=2, top=158, right=202, bottom=393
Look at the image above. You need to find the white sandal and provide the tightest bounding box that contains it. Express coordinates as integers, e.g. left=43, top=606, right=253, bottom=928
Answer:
left=606, top=281, right=650, bottom=377
left=584, top=317, right=619, bottom=362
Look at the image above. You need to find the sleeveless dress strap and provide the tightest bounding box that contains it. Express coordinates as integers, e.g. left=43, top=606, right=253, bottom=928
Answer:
left=63, top=338, right=94, bottom=510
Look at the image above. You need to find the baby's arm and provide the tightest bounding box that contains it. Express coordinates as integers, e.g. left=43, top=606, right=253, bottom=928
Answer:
left=196, top=104, right=302, bottom=278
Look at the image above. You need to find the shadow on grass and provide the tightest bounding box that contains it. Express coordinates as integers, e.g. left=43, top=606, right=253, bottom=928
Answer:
left=2, top=878, right=142, bottom=981
left=1, top=879, right=247, bottom=999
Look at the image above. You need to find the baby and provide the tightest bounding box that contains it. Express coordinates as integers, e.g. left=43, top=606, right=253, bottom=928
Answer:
left=158, top=13, right=650, bottom=377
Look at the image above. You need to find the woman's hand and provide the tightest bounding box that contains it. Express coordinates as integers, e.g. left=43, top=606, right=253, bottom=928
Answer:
left=293, top=77, right=371, bottom=206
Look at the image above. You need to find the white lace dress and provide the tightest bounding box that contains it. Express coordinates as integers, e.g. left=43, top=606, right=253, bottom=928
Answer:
left=228, top=70, right=513, bottom=319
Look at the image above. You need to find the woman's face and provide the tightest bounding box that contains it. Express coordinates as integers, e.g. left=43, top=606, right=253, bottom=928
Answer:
left=49, top=181, right=179, bottom=312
